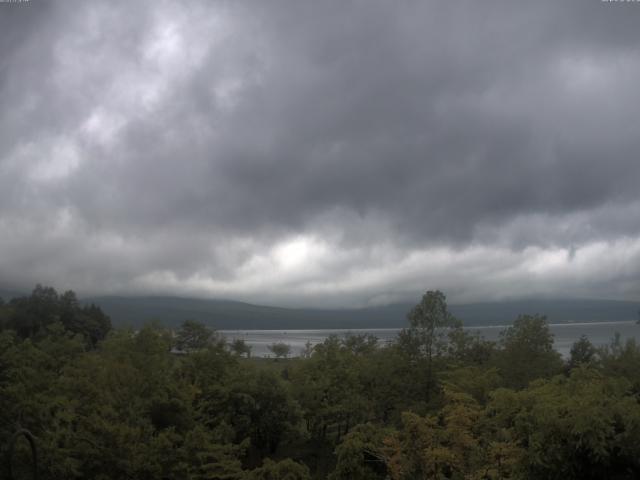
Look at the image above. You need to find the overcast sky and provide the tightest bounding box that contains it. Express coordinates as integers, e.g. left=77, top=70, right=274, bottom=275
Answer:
left=1, top=0, right=639, bottom=307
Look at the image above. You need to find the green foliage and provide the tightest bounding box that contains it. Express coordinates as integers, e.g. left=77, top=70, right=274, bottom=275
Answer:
left=0, top=285, right=111, bottom=347
left=268, top=342, right=291, bottom=359
left=442, top=366, right=502, bottom=404
left=2, top=285, right=640, bottom=480
left=245, top=458, right=311, bottom=480
left=397, top=290, right=461, bottom=402
left=291, top=335, right=369, bottom=442
left=488, top=368, right=640, bottom=479
left=381, top=388, right=523, bottom=480
left=402, top=290, right=461, bottom=360
left=598, top=333, right=640, bottom=391
left=242, top=371, right=300, bottom=454
left=341, top=333, right=378, bottom=356
left=447, top=328, right=496, bottom=366
left=230, top=338, right=252, bottom=358
left=568, top=334, right=598, bottom=369
left=329, top=423, right=388, bottom=480
left=175, top=319, right=216, bottom=351
left=497, top=314, right=563, bottom=389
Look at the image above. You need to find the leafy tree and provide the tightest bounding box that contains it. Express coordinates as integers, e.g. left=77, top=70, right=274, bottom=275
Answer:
left=148, top=397, right=194, bottom=432
left=341, top=334, right=378, bottom=356
left=398, top=290, right=460, bottom=400
left=175, top=319, right=215, bottom=351
left=268, top=342, right=291, bottom=360
left=329, top=423, right=388, bottom=480
left=291, top=335, right=370, bottom=442
left=568, top=335, right=598, bottom=369
left=2, top=286, right=110, bottom=347
left=7, top=284, right=60, bottom=338
left=357, top=345, right=416, bottom=423
left=230, top=338, right=252, bottom=358
left=183, top=427, right=246, bottom=480
left=5, top=283, right=640, bottom=480
left=598, top=333, right=640, bottom=391
left=244, top=371, right=300, bottom=454
left=60, top=291, right=111, bottom=347
left=402, top=290, right=460, bottom=358
left=84, top=306, right=111, bottom=346
left=442, top=365, right=502, bottom=404
left=497, top=314, right=563, bottom=389
left=447, top=328, right=496, bottom=366
left=382, top=389, right=491, bottom=480
left=245, top=458, right=311, bottom=480
left=488, top=368, right=640, bottom=479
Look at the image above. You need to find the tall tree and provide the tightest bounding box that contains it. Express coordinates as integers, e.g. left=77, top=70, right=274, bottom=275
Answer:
left=230, top=338, right=252, bottom=358
left=175, top=319, right=214, bottom=352
left=568, top=335, right=597, bottom=369
left=398, top=290, right=460, bottom=400
left=268, top=342, right=291, bottom=360
left=497, top=314, right=563, bottom=389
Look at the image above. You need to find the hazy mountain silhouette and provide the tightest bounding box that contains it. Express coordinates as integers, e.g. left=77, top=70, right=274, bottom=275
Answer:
left=80, top=295, right=640, bottom=330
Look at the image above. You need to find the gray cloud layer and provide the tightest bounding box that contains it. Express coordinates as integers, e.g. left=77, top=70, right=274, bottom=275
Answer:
left=1, top=0, right=639, bottom=306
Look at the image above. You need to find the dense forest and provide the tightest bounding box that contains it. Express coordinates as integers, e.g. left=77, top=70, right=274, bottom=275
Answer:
left=1, top=286, right=640, bottom=479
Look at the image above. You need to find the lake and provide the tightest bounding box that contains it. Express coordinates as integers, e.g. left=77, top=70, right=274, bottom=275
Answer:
left=221, top=321, right=640, bottom=358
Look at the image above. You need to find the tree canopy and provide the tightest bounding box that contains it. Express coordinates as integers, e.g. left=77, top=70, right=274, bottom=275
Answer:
left=1, top=286, right=639, bottom=479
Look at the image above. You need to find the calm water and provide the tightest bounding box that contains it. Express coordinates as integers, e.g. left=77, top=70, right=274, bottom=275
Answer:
left=221, top=321, right=640, bottom=358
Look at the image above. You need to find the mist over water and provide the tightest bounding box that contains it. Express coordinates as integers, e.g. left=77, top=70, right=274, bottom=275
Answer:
left=222, top=321, right=640, bottom=358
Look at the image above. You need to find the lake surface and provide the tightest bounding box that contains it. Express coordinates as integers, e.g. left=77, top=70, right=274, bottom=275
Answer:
left=221, top=321, right=640, bottom=358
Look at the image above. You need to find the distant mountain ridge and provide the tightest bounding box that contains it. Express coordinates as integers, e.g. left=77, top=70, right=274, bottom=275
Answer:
left=0, top=288, right=26, bottom=302
left=77, top=295, right=640, bottom=330
left=2, top=287, right=638, bottom=329
left=81, top=296, right=411, bottom=330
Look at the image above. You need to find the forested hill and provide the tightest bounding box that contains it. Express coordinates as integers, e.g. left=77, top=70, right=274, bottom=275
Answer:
left=81, top=296, right=409, bottom=329
left=79, top=295, right=640, bottom=329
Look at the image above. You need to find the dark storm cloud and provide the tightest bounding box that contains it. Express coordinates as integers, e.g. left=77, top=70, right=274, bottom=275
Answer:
left=0, top=0, right=639, bottom=305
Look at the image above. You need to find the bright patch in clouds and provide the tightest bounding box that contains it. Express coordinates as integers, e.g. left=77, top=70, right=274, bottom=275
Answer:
left=27, top=138, right=82, bottom=183
left=1, top=1, right=640, bottom=306
left=274, top=237, right=318, bottom=269
left=87, top=235, right=640, bottom=308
